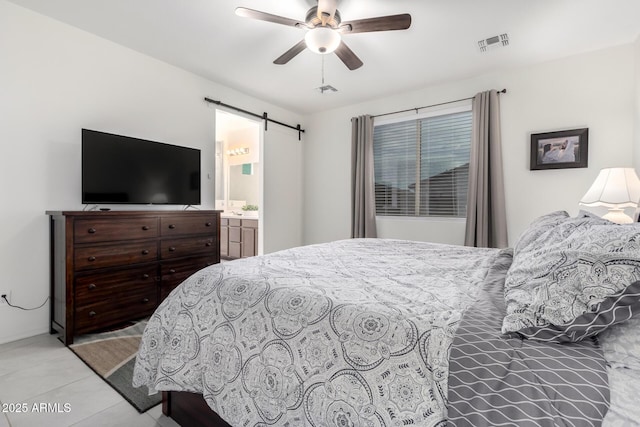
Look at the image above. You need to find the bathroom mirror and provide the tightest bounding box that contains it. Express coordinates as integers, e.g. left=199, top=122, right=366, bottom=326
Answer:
left=229, top=162, right=260, bottom=207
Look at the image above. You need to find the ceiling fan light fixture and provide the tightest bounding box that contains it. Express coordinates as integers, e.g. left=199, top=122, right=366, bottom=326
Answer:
left=237, top=5, right=411, bottom=69
left=304, top=27, right=341, bottom=54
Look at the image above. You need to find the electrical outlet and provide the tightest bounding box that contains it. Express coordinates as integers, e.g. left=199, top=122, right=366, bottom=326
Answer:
left=0, top=290, right=10, bottom=307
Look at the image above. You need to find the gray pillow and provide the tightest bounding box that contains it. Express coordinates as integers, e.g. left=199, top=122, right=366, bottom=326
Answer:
left=512, top=281, right=640, bottom=343
left=502, top=213, right=640, bottom=339
left=512, top=210, right=569, bottom=255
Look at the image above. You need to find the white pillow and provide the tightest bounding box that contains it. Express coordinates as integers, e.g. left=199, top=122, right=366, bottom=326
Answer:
left=512, top=210, right=569, bottom=255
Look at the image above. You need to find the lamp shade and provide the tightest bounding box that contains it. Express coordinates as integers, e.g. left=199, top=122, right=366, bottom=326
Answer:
left=579, top=168, right=640, bottom=208
left=304, top=27, right=341, bottom=54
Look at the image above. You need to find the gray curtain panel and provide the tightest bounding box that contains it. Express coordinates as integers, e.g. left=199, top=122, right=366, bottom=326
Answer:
left=351, top=115, right=377, bottom=238
left=464, top=90, right=508, bottom=248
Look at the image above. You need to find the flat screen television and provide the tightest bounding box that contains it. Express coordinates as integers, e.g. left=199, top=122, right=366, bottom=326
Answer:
left=82, top=129, right=201, bottom=205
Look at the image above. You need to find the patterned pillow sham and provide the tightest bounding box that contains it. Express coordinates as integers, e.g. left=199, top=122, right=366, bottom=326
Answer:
left=599, top=309, right=640, bottom=370
left=512, top=210, right=569, bottom=255
left=513, top=281, right=640, bottom=343
left=502, top=213, right=640, bottom=340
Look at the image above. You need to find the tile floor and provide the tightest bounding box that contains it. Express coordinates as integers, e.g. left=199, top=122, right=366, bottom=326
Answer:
left=0, top=333, right=180, bottom=427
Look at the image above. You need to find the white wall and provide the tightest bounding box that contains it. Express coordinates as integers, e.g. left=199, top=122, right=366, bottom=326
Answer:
left=634, top=35, right=640, bottom=171
left=0, top=1, right=304, bottom=344
left=303, top=44, right=637, bottom=247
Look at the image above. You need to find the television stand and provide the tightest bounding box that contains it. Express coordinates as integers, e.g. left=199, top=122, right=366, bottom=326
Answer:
left=47, top=209, right=221, bottom=345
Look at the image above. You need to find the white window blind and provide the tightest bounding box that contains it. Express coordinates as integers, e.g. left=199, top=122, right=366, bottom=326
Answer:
left=373, top=109, right=472, bottom=218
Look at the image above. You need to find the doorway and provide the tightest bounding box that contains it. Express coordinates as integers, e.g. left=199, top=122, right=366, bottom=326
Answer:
left=215, top=109, right=262, bottom=256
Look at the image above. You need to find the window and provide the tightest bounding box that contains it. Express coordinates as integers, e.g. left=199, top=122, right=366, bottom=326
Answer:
left=373, top=107, right=472, bottom=218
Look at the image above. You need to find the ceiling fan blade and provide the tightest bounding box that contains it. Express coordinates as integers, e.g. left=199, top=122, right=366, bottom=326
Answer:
left=273, top=40, right=307, bottom=65
left=334, top=41, right=363, bottom=70
left=235, top=7, right=307, bottom=28
left=339, top=13, right=411, bottom=34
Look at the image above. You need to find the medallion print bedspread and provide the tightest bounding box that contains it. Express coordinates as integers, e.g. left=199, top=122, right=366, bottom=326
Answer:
left=133, top=239, right=500, bottom=426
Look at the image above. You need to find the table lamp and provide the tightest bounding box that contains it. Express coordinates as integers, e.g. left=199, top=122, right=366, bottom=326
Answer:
left=579, top=167, right=640, bottom=224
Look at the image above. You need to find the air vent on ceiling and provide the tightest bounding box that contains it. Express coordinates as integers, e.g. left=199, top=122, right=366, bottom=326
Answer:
left=478, top=33, right=509, bottom=53
left=316, top=85, right=338, bottom=94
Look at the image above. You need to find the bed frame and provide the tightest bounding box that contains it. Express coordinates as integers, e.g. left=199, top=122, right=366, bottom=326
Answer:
left=162, top=391, right=230, bottom=427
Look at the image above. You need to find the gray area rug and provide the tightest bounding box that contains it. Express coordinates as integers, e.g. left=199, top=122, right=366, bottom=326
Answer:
left=69, top=320, right=160, bottom=413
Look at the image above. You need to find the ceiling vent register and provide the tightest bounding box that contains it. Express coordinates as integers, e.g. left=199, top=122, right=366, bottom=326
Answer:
left=478, top=33, right=509, bottom=52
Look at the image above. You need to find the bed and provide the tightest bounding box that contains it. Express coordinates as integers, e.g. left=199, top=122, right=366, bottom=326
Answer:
left=133, top=211, right=640, bottom=426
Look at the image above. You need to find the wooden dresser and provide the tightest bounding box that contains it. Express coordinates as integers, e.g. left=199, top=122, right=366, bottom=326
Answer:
left=47, top=210, right=221, bottom=344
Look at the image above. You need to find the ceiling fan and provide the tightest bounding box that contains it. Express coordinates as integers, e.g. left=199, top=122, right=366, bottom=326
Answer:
left=235, top=0, right=411, bottom=70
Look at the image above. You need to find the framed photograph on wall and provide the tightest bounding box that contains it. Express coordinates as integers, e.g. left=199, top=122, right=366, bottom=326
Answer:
left=530, top=128, right=588, bottom=170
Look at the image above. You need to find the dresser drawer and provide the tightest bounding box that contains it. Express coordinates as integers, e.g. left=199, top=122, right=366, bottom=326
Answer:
left=161, top=236, right=216, bottom=259
left=74, top=284, right=157, bottom=334
left=160, top=256, right=218, bottom=300
left=160, top=214, right=217, bottom=236
left=160, top=256, right=216, bottom=280
left=74, top=217, right=158, bottom=244
left=75, top=241, right=158, bottom=270
left=75, top=264, right=158, bottom=306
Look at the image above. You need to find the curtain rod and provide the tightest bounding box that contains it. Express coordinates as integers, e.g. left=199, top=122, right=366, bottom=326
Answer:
left=372, top=88, right=507, bottom=119
left=204, top=97, right=305, bottom=141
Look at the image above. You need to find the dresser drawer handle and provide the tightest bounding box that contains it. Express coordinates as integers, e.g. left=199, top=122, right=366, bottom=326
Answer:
left=142, top=225, right=150, bottom=231
left=168, top=224, right=176, bottom=229
left=88, top=256, right=96, bottom=262
left=205, top=222, right=212, bottom=227
left=168, top=247, right=176, bottom=252
left=169, top=269, right=176, bottom=274
left=88, top=228, right=96, bottom=234
left=142, top=298, right=150, bottom=303
left=205, top=242, right=212, bottom=247
left=142, top=249, right=150, bottom=255
left=89, top=311, right=96, bottom=317
left=88, top=283, right=96, bottom=290
left=143, top=274, right=150, bottom=279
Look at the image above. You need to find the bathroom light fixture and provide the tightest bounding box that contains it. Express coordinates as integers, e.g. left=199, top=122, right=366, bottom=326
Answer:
left=579, top=167, right=640, bottom=224
left=227, top=147, right=250, bottom=156
left=304, top=27, right=341, bottom=54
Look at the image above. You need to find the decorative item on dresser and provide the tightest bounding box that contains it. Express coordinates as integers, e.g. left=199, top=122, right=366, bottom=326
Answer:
left=220, top=217, right=258, bottom=259
left=47, top=210, right=221, bottom=345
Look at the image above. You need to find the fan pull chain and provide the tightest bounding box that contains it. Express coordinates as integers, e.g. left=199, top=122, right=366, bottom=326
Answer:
left=321, top=54, right=325, bottom=86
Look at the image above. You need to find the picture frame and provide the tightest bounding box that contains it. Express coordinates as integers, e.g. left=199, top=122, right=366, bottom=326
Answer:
left=529, top=128, right=588, bottom=170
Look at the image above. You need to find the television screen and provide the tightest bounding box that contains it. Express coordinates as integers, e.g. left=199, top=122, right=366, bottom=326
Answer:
left=82, top=129, right=201, bottom=205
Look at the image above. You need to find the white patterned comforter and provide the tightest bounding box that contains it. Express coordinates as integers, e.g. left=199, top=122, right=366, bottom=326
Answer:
left=133, top=238, right=500, bottom=426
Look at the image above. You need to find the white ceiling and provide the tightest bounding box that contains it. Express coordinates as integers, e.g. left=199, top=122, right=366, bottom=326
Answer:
left=7, top=0, right=640, bottom=114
